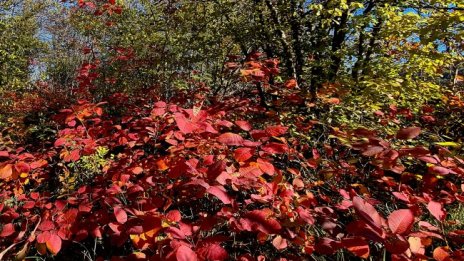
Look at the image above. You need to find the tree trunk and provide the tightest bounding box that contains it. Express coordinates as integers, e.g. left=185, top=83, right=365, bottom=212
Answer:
left=328, top=2, right=351, bottom=82
left=264, top=0, right=297, bottom=79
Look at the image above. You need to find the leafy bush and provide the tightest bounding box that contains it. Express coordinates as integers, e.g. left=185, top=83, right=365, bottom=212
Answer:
left=1, top=1, right=464, bottom=260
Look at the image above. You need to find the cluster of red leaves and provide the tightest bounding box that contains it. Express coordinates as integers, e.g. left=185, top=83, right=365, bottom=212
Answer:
left=1, top=88, right=464, bottom=260
left=225, top=52, right=279, bottom=83
left=74, top=0, right=122, bottom=15
left=327, top=125, right=464, bottom=260
left=0, top=4, right=463, bottom=255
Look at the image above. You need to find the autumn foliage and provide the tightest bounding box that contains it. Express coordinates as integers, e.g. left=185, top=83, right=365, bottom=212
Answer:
left=1, top=59, right=464, bottom=260
left=1, top=0, right=464, bottom=261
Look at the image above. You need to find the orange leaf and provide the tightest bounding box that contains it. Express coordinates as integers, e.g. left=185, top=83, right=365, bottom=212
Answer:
left=408, top=237, right=425, bottom=255
left=0, top=164, right=13, bottom=179
left=132, top=167, right=143, bottom=175
left=156, top=160, right=169, bottom=171
left=284, top=79, right=297, bottom=89
left=46, top=234, right=62, bottom=255
left=327, top=97, right=340, bottom=104
left=433, top=246, right=450, bottom=261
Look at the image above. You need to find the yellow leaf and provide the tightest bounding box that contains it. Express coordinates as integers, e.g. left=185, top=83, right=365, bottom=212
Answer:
left=434, top=142, right=461, bottom=148
left=145, top=227, right=161, bottom=238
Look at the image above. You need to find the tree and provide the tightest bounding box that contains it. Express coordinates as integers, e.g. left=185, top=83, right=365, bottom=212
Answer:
left=0, top=0, right=45, bottom=92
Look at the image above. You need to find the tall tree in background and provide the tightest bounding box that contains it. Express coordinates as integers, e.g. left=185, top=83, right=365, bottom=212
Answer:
left=1, top=0, right=463, bottom=110
left=0, top=0, right=45, bottom=92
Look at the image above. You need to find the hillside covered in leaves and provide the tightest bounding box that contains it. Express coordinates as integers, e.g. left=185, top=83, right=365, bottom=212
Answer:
left=0, top=0, right=464, bottom=260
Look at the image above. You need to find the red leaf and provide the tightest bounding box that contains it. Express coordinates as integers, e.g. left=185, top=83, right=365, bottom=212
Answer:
left=64, top=149, right=80, bottom=162
left=166, top=227, right=186, bottom=239
left=46, top=234, right=62, bottom=255
left=362, top=146, right=384, bottom=157
left=242, top=140, right=262, bottom=147
left=207, top=186, right=231, bottom=204
left=84, top=1, right=96, bottom=9
left=94, top=106, right=103, bottom=116
left=30, top=159, right=47, bottom=169
left=346, top=220, right=386, bottom=242
left=265, top=125, right=288, bottom=137
left=257, top=158, right=275, bottom=175
left=384, top=234, right=409, bottom=254
left=0, top=223, right=15, bottom=237
left=392, top=192, right=410, bottom=203
left=272, top=235, right=288, bottom=250
left=166, top=210, right=182, bottom=222
left=176, top=245, right=198, bottom=261
left=15, top=162, right=30, bottom=173
left=352, top=196, right=384, bottom=228
left=239, top=164, right=263, bottom=178
left=315, top=238, right=341, bottom=255
left=240, top=209, right=281, bottom=234
left=68, top=120, right=76, bottom=127
left=429, top=166, right=454, bottom=175
left=54, top=138, right=66, bottom=147
left=0, top=151, right=9, bottom=158
left=38, top=220, right=55, bottom=231
left=37, top=231, right=51, bottom=243
left=152, top=107, right=165, bottom=117
left=342, top=237, right=370, bottom=259
left=235, top=120, right=252, bottom=131
left=207, top=160, right=226, bottom=181
left=225, top=62, right=238, bottom=69
left=23, top=201, right=36, bottom=209
left=296, top=207, right=315, bottom=224
left=388, top=209, right=414, bottom=235
left=174, top=113, right=197, bottom=134
left=114, top=207, right=128, bottom=224
left=77, top=202, right=92, bottom=212
left=169, top=159, right=188, bottom=179
left=197, top=243, right=228, bottom=261
left=216, top=120, right=233, bottom=129
left=234, top=147, right=254, bottom=162
left=218, top=133, right=244, bottom=146
left=0, top=164, right=13, bottom=179
left=427, top=201, right=446, bottom=221
left=396, top=127, right=421, bottom=140
left=108, top=222, right=122, bottom=233
left=261, top=142, right=288, bottom=154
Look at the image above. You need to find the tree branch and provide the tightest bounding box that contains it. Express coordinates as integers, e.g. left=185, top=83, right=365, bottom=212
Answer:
left=400, top=5, right=464, bottom=11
